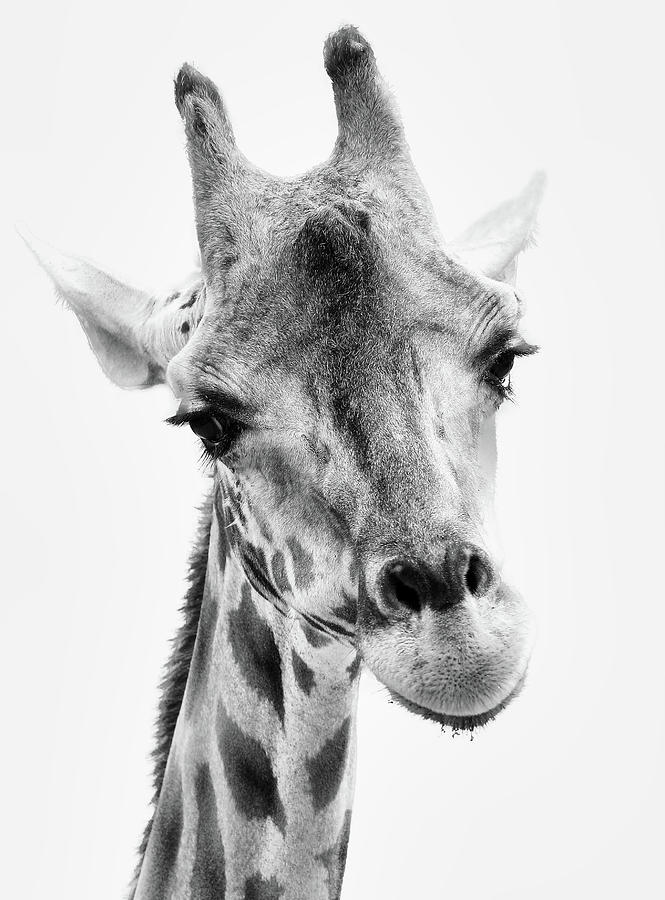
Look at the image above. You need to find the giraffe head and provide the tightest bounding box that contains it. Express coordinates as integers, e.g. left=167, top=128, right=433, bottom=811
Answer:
left=29, top=27, right=543, bottom=730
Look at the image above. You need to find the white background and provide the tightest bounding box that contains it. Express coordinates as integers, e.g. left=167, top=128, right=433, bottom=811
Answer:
left=2, top=1, right=664, bottom=898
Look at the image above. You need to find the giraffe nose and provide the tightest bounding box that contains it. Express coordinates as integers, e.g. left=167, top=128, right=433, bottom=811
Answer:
left=377, top=545, right=495, bottom=613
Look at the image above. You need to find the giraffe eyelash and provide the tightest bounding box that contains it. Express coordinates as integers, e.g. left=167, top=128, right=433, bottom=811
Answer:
left=198, top=443, right=221, bottom=471
left=482, top=341, right=538, bottom=403
left=485, top=375, right=514, bottom=402
left=164, top=409, right=203, bottom=428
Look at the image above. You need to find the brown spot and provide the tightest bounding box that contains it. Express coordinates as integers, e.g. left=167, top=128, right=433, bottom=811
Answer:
left=270, top=551, right=292, bottom=596
left=291, top=648, right=316, bottom=695
left=331, top=591, right=357, bottom=626
left=191, top=762, right=226, bottom=898
left=346, top=654, right=361, bottom=681
left=228, top=584, right=284, bottom=723
left=244, top=874, right=283, bottom=899
left=306, top=717, right=351, bottom=811
left=217, top=701, right=286, bottom=833
left=286, top=537, right=314, bottom=588
left=302, top=620, right=333, bottom=648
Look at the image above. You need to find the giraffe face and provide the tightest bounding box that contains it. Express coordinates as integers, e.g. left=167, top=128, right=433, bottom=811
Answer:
left=166, top=193, right=535, bottom=729
left=30, top=30, right=543, bottom=732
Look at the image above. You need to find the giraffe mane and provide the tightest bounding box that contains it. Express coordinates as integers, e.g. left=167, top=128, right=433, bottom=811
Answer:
left=127, top=488, right=214, bottom=899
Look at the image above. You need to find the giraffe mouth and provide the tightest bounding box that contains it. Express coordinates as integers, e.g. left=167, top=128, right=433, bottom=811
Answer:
left=386, top=669, right=528, bottom=732
left=357, top=572, right=534, bottom=732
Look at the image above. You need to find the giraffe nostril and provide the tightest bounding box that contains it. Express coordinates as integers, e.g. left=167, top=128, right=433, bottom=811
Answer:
left=465, top=555, right=482, bottom=595
left=376, top=546, right=496, bottom=614
left=380, top=561, right=426, bottom=613
left=462, top=549, right=493, bottom=598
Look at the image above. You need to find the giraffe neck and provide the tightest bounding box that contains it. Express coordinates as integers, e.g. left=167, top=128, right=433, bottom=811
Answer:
left=134, top=478, right=361, bottom=900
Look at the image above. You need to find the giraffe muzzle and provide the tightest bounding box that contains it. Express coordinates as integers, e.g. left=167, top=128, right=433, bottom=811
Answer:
left=357, top=553, right=534, bottom=729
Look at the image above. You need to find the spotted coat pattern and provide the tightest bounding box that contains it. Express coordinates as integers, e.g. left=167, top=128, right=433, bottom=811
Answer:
left=132, top=471, right=359, bottom=900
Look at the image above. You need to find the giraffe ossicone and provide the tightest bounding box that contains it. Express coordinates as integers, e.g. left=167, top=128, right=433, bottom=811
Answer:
left=27, top=24, right=544, bottom=900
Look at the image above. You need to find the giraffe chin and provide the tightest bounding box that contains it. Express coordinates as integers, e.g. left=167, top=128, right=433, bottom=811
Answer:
left=386, top=670, right=528, bottom=732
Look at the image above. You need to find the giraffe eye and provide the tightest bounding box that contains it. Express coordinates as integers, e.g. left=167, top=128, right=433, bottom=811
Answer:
left=165, top=403, right=246, bottom=457
left=487, top=351, right=515, bottom=383
left=189, top=412, right=226, bottom=445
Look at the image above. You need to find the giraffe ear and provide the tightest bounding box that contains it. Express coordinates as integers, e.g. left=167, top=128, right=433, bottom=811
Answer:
left=22, top=229, right=204, bottom=390
left=449, top=172, right=546, bottom=285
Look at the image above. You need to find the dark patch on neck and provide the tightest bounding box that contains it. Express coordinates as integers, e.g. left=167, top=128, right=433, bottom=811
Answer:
left=217, top=700, right=287, bottom=833
left=316, top=809, right=353, bottom=900
left=286, top=537, right=314, bottom=589
left=305, top=611, right=355, bottom=642
left=228, top=583, right=285, bottom=724
left=346, top=653, right=362, bottom=682
left=291, top=648, right=316, bottom=696
left=129, top=492, right=214, bottom=899
left=270, top=551, right=292, bottom=596
left=301, top=619, right=333, bottom=648
left=191, top=762, right=227, bottom=898
left=306, top=717, right=351, bottom=811
left=244, top=874, right=284, bottom=899
left=136, top=767, right=183, bottom=897
left=217, top=482, right=287, bottom=613
left=331, top=591, right=357, bottom=626
left=238, top=542, right=286, bottom=612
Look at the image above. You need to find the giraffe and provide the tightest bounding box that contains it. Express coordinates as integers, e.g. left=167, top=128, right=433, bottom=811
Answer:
left=26, top=25, right=544, bottom=900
